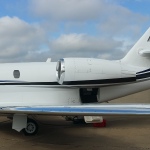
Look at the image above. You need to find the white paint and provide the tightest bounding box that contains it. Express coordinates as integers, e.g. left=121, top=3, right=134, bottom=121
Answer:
left=122, top=27, right=150, bottom=67
left=99, top=79, right=150, bottom=102
left=12, top=114, right=27, bottom=132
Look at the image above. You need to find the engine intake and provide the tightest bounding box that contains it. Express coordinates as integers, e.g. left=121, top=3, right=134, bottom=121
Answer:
left=56, top=59, right=65, bottom=84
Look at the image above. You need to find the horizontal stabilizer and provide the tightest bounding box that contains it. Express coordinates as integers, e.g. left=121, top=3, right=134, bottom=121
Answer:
left=139, top=49, right=150, bottom=57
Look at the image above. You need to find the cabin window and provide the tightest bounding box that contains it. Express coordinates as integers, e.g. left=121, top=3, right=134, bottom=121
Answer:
left=13, top=70, right=20, bottom=78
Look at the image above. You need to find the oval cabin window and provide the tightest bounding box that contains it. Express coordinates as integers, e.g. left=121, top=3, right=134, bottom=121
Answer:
left=13, top=70, right=20, bottom=78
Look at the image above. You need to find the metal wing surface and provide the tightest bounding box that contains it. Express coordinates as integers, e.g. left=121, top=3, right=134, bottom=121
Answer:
left=1, top=104, right=150, bottom=116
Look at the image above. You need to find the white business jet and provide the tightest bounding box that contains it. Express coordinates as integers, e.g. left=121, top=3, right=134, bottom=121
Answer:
left=0, top=28, right=150, bottom=135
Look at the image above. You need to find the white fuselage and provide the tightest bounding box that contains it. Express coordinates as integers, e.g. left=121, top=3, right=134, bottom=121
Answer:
left=0, top=59, right=149, bottom=107
left=0, top=62, right=81, bottom=107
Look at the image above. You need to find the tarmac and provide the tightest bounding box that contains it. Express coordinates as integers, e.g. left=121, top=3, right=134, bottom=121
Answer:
left=0, top=89, right=150, bottom=150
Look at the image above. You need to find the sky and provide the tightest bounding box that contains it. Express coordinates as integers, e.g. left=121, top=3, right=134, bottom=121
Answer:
left=0, top=0, right=150, bottom=62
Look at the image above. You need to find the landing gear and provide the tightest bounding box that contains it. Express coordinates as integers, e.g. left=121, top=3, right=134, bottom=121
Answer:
left=64, top=116, right=85, bottom=124
left=22, top=118, right=38, bottom=136
left=73, top=116, right=83, bottom=124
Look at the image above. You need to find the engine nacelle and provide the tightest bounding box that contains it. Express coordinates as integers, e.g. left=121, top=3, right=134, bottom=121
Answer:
left=56, top=58, right=136, bottom=86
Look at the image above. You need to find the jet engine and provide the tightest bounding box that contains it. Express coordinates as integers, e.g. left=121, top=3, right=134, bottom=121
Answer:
left=56, top=58, right=136, bottom=86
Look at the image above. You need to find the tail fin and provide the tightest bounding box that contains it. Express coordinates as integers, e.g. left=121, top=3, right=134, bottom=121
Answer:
left=122, top=27, right=150, bottom=67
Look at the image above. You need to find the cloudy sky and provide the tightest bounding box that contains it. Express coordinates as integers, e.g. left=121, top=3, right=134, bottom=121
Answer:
left=0, top=0, right=150, bottom=62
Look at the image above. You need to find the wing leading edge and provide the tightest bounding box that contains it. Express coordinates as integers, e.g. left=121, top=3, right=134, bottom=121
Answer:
left=1, top=104, right=150, bottom=116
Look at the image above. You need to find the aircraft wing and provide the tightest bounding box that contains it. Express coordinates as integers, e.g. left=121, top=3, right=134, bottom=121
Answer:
left=1, top=104, right=150, bottom=116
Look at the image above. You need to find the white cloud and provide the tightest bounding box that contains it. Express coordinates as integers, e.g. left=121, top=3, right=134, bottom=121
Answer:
left=30, top=0, right=148, bottom=29
left=30, top=0, right=102, bottom=21
left=0, top=16, right=47, bottom=62
left=0, top=1, right=148, bottom=62
left=49, top=33, right=124, bottom=60
left=97, top=5, right=148, bottom=37
left=30, top=0, right=149, bottom=51
left=51, top=33, right=123, bottom=52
